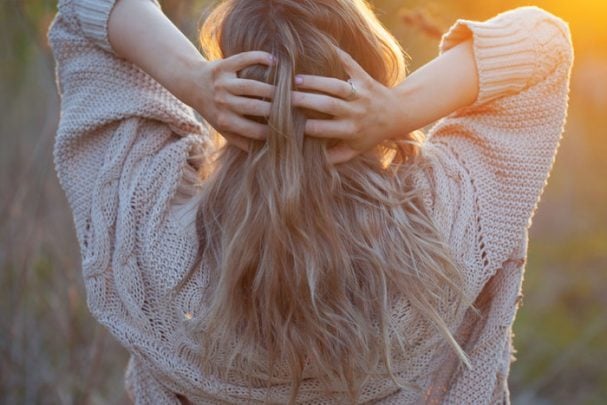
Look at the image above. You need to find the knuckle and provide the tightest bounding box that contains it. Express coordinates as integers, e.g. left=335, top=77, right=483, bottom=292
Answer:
left=216, top=114, right=230, bottom=130
left=352, top=104, right=366, bottom=117
left=210, top=63, right=221, bottom=79
left=327, top=99, right=338, bottom=112
left=341, top=87, right=352, bottom=99
left=348, top=121, right=360, bottom=135
left=215, top=94, right=227, bottom=107
left=213, top=82, right=226, bottom=97
left=253, top=127, right=266, bottom=140
left=217, top=78, right=229, bottom=92
left=260, top=102, right=271, bottom=116
left=244, top=124, right=258, bottom=139
left=247, top=100, right=259, bottom=114
left=305, top=121, right=317, bottom=135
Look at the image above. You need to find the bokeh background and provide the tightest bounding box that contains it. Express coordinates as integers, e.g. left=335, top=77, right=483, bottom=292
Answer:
left=1, top=0, right=605, bottom=403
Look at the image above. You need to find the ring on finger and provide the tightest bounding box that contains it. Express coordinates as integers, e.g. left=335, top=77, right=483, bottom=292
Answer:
left=346, top=79, right=358, bottom=100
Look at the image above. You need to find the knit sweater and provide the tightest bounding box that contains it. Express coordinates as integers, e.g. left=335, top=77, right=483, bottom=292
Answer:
left=48, top=1, right=573, bottom=403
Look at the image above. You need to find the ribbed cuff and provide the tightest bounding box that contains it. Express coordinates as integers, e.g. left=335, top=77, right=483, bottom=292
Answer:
left=74, top=0, right=117, bottom=53
left=439, top=8, right=540, bottom=106
left=74, top=0, right=161, bottom=54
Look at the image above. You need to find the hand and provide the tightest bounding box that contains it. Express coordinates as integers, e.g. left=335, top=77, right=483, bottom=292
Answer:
left=291, top=48, right=405, bottom=164
left=190, top=51, right=276, bottom=151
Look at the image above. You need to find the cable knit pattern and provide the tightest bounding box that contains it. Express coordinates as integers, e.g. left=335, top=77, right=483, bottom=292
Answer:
left=48, top=0, right=573, bottom=403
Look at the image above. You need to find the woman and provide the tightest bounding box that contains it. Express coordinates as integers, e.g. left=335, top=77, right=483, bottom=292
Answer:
left=49, top=0, right=573, bottom=403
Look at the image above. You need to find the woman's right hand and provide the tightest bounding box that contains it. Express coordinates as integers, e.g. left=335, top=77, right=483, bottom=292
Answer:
left=189, top=51, right=276, bottom=151
left=292, top=41, right=479, bottom=164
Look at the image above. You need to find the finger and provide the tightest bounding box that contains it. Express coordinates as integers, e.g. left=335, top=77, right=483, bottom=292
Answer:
left=295, top=75, right=351, bottom=99
left=225, top=78, right=274, bottom=99
left=227, top=95, right=272, bottom=117
left=221, top=131, right=250, bottom=152
left=304, top=119, right=354, bottom=139
left=219, top=113, right=269, bottom=140
left=327, top=143, right=360, bottom=165
left=224, top=51, right=275, bottom=72
left=334, top=47, right=368, bottom=82
left=291, top=91, right=350, bottom=116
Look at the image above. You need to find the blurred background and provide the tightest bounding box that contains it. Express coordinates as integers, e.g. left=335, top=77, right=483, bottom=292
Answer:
left=1, top=0, right=605, bottom=403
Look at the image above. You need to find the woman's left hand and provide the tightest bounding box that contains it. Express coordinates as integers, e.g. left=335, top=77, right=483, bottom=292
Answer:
left=291, top=48, right=406, bottom=164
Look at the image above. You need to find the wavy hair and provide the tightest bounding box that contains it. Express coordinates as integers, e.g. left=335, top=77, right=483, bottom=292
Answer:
left=190, top=0, right=469, bottom=402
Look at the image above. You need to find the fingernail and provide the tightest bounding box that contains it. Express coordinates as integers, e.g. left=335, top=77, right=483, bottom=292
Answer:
left=269, top=55, right=277, bottom=65
left=295, top=75, right=303, bottom=85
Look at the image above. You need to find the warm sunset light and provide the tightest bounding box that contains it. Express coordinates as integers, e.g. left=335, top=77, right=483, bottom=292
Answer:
left=516, top=0, right=607, bottom=56
left=1, top=0, right=605, bottom=404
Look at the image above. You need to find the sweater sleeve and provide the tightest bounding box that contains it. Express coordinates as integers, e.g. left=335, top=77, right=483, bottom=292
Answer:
left=49, top=1, right=209, bottom=401
left=48, top=0, right=210, bottom=254
left=425, top=6, right=573, bottom=275
left=73, top=0, right=160, bottom=53
left=49, top=0, right=205, bottom=136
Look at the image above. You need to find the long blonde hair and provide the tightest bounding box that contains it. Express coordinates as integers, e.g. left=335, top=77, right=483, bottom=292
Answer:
left=191, top=0, right=468, bottom=402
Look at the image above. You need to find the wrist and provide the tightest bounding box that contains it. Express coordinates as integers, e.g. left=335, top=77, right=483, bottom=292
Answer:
left=389, top=80, right=420, bottom=136
left=174, top=56, right=209, bottom=111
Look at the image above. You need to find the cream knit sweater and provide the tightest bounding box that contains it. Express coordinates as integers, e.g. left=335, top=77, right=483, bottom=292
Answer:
left=49, top=1, right=573, bottom=403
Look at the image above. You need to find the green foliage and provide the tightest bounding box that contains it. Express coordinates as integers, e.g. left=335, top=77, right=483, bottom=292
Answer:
left=511, top=233, right=607, bottom=403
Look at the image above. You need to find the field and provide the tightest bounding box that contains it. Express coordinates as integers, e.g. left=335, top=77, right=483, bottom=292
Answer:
left=1, top=0, right=606, bottom=403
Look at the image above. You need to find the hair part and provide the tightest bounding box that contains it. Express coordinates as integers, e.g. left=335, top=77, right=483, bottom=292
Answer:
left=188, top=0, right=470, bottom=402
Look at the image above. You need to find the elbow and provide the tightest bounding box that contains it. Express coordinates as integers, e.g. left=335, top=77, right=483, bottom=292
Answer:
left=515, top=6, right=574, bottom=83
left=547, top=16, right=574, bottom=81
left=544, top=9, right=574, bottom=69
left=523, top=7, right=574, bottom=69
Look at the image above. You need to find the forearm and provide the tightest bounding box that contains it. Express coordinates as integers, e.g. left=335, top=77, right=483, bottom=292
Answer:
left=392, top=40, right=479, bottom=133
left=107, top=0, right=206, bottom=107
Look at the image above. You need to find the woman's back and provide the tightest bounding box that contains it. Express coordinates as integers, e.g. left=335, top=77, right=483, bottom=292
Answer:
left=193, top=2, right=467, bottom=401
left=49, top=0, right=572, bottom=403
